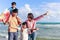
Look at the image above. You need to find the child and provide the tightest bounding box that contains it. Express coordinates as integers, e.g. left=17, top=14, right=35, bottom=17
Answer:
left=8, top=2, right=18, bottom=14
left=21, top=22, right=28, bottom=40
left=0, top=2, right=18, bottom=24
left=26, top=12, right=48, bottom=40
left=3, top=9, right=21, bottom=40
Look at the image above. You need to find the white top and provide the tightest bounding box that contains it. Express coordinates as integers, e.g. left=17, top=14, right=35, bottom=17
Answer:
left=22, top=28, right=28, bottom=40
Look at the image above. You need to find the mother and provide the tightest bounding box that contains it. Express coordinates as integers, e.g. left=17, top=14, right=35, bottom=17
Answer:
left=26, top=12, right=48, bottom=40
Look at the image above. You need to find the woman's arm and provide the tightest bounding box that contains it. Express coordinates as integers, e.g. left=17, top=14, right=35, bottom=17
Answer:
left=31, top=28, right=39, bottom=30
left=34, top=11, right=48, bottom=21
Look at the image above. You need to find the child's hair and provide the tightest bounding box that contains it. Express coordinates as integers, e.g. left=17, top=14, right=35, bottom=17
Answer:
left=11, top=2, right=16, bottom=5
left=27, top=13, right=34, bottom=19
left=12, top=9, right=18, bottom=13
left=22, top=22, right=27, bottom=25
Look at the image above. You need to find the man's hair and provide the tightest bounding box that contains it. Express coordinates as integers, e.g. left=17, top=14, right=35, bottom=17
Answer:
left=22, top=22, right=27, bottom=25
left=28, top=13, right=34, bottom=19
left=11, top=2, right=16, bottom=5
left=12, top=9, right=18, bottom=13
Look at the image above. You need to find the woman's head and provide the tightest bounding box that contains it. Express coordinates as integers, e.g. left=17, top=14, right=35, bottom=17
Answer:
left=27, top=13, right=34, bottom=21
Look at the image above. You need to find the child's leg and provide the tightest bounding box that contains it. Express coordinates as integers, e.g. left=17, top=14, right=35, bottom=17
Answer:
left=8, top=32, right=14, bottom=40
left=20, top=32, right=22, bottom=40
left=13, top=32, right=18, bottom=40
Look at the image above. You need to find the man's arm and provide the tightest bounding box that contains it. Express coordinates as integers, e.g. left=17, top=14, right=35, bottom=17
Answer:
left=34, top=11, right=48, bottom=21
left=16, top=17, right=22, bottom=26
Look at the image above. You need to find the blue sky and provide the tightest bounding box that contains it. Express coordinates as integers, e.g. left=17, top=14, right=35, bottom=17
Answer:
left=0, top=0, right=60, bottom=22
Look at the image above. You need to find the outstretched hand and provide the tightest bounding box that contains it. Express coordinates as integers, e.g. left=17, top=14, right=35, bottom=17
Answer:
left=43, top=11, right=48, bottom=15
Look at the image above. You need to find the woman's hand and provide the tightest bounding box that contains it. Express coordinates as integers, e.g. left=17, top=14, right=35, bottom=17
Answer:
left=36, top=28, right=39, bottom=30
left=43, top=11, right=48, bottom=15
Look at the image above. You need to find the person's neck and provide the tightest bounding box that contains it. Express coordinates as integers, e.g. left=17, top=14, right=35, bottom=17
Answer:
left=24, top=27, right=26, bottom=29
left=29, top=20, right=33, bottom=22
left=12, top=15, right=16, bottom=17
left=12, top=7, right=16, bottom=9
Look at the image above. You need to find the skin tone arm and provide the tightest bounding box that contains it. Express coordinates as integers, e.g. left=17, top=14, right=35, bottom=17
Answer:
left=31, top=28, right=39, bottom=30
left=16, top=17, right=22, bottom=26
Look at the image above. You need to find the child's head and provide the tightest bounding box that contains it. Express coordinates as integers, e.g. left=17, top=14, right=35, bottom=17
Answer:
left=22, top=22, right=27, bottom=28
left=27, top=13, right=34, bottom=21
left=12, top=9, right=18, bottom=17
left=11, top=2, right=16, bottom=8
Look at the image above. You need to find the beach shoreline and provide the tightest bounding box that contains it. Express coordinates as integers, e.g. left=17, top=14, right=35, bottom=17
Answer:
left=0, top=37, right=60, bottom=40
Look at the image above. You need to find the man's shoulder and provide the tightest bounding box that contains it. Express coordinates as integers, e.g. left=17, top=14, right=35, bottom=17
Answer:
left=16, top=16, right=21, bottom=20
left=17, top=16, right=20, bottom=18
left=8, top=7, right=18, bottom=10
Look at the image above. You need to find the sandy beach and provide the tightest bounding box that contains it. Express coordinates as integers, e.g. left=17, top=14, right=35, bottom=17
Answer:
left=0, top=37, right=7, bottom=40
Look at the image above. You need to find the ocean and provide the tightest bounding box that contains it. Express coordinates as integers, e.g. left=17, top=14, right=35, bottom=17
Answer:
left=0, top=22, right=60, bottom=40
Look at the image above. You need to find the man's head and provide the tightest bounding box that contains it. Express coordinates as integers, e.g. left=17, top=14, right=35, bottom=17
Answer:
left=11, top=2, right=16, bottom=8
left=27, top=13, right=34, bottom=21
left=12, top=9, right=18, bottom=17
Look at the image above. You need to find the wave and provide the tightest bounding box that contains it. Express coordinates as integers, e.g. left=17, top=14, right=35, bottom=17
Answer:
left=39, top=36, right=60, bottom=39
left=37, top=24, right=60, bottom=28
left=0, top=33, right=8, bottom=38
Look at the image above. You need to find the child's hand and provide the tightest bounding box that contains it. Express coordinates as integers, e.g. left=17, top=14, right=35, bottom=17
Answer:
left=3, top=23, right=6, bottom=25
left=18, top=28, right=21, bottom=30
left=2, top=19, right=5, bottom=24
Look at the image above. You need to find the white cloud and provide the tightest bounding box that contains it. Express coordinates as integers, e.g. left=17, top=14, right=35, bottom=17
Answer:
left=19, top=3, right=60, bottom=22
left=38, top=3, right=60, bottom=22
left=47, top=3, right=60, bottom=18
left=25, top=4, right=32, bottom=13
left=19, top=4, right=32, bottom=21
left=19, top=4, right=32, bottom=14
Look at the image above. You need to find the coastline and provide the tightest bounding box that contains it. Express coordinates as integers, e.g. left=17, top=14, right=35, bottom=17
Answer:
left=0, top=37, right=60, bottom=40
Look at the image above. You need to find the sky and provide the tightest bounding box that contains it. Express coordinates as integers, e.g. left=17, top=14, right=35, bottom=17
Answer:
left=0, top=0, right=60, bottom=22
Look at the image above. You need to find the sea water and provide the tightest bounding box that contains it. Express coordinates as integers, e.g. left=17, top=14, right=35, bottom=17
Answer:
left=0, top=22, right=60, bottom=39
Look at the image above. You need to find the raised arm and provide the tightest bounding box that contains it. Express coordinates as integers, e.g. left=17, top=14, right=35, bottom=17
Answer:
left=34, top=11, right=48, bottom=21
